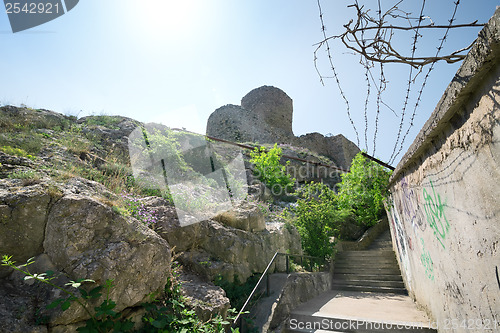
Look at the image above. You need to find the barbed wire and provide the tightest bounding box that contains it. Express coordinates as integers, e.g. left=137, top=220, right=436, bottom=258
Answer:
left=390, top=0, right=463, bottom=163
left=315, top=0, right=360, bottom=147
left=315, top=0, right=483, bottom=165
left=372, top=0, right=385, bottom=156
left=388, top=0, right=427, bottom=164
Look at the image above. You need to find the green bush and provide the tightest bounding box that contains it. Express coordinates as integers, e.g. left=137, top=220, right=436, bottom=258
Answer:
left=291, top=182, right=346, bottom=261
left=249, top=144, right=295, bottom=195
left=0, top=145, right=35, bottom=160
left=336, top=152, right=392, bottom=227
left=287, top=152, right=391, bottom=259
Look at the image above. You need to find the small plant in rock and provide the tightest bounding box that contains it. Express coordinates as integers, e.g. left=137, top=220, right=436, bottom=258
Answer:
left=120, top=192, right=158, bottom=227
left=141, top=262, right=240, bottom=333
left=0, top=145, right=35, bottom=160
left=2, top=255, right=241, bottom=332
left=7, top=170, right=41, bottom=185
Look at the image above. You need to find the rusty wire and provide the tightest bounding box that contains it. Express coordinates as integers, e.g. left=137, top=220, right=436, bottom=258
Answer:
left=315, top=0, right=483, bottom=164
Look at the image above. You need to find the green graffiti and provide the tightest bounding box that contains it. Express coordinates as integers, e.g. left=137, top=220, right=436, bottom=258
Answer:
left=423, top=180, right=449, bottom=249
left=420, top=238, right=434, bottom=281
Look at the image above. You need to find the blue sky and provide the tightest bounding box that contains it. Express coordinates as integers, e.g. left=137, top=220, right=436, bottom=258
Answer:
left=0, top=1, right=497, bottom=164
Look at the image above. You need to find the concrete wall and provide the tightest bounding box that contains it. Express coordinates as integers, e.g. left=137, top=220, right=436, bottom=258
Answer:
left=386, top=7, right=500, bottom=332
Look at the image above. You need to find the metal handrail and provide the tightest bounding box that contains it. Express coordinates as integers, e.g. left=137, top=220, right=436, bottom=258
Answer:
left=231, top=252, right=328, bottom=329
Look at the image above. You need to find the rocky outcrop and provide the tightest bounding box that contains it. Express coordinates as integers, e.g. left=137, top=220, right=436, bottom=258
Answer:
left=214, top=201, right=266, bottom=232
left=294, top=133, right=360, bottom=170
left=147, top=197, right=302, bottom=283
left=0, top=180, right=52, bottom=275
left=0, top=177, right=171, bottom=329
left=44, top=194, right=171, bottom=324
left=206, top=86, right=360, bottom=170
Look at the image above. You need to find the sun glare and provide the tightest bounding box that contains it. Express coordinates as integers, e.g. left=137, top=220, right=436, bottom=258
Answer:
left=135, top=0, right=200, bottom=39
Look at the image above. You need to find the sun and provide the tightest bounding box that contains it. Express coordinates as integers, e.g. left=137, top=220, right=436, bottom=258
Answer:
left=136, top=0, right=200, bottom=38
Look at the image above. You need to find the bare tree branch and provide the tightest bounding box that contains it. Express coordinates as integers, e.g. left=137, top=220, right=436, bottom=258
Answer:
left=314, top=2, right=485, bottom=69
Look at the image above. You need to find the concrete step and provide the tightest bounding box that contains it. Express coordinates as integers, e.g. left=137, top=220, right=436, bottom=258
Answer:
left=335, top=257, right=398, bottom=265
left=334, top=273, right=404, bottom=282
left=287, top=313, right=436, bottom=332
left=334, top=262, right=400, bottom=269
left=368, top=243, right=393, bottom=250
left=333, top=278, right=405, bottom=289
left=369, top=240, right=392, bottom=245
left=336, top=250, right=396, bottom=258
left=331, top=283, right=408, bottom=294
left=334, top=267, right=402, bottom=275
left=332, top=280, right=406, bottom=294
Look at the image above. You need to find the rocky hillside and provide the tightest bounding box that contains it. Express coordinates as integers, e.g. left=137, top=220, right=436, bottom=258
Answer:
left=0, top=106, right=304, bottom=332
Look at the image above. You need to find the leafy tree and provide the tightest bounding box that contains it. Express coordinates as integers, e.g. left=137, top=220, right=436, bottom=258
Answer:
left=337, top=152, right=392, bottom=227
left=249, top=143, right=295, bottom=195
left=288, top=152, right=391, bottom=260
left=291, top=182, right=347, bottom=261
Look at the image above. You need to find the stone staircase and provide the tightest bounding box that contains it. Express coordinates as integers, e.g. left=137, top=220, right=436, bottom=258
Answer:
left=285, top=229, right=437, bottom=333
left=331, top=230, right=407, bottom=295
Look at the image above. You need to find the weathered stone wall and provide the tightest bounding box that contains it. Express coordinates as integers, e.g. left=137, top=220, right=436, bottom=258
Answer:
left=293, top=133, right=360, bottom=170
left=206, top=86, right=294, bottom=144
left=241, top=85, right=294, bottom=138
left=206, top=86, right=360, bottom=170
left=386, top=8, right=500, bottom=331
left=268, top=272, right=332, bottom=330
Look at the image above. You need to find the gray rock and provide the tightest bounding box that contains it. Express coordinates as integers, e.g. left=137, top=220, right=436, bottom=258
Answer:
left=154, top=202, right=302, bottom=283
left=43, top=194, right=171, bottom=325
left=179, top=270, right=231, bottom=321
left=0, top=280, right=48, bottom=333
left=294, top=133, right=360, bottom=171
left=214, top=201, right=266, bottom=232
left=0, top=180, right=52, bottom=278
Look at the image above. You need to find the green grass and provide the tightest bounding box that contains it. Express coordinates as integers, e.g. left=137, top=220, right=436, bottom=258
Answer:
left=0, top=145, right=36, bottom=160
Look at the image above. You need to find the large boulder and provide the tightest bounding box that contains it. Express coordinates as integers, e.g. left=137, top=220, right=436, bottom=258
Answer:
left=0, top=179, right=52, bottom=278
left=214, top=201, right=266, bottom=232
left=43, top=194, right=171, bottom=325
left=179, top=270, right=231, bottom=321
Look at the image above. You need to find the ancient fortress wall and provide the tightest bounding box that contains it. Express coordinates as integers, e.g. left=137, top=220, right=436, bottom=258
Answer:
left=206, top=85, right=360, bottom=170
left=386, top=8, right=500, bottom=331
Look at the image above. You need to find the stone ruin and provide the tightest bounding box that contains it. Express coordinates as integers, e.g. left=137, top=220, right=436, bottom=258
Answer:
left=206, top=85, right=360, bottom=170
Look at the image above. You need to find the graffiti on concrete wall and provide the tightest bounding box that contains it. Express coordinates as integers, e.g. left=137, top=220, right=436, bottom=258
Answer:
left=399, top=176, right=426, bottom=232
left=387, top=196, right=412, bottom=289
left=422, top=180, right=450, bottom=250
left=420, top=238, right=434, bottom=281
